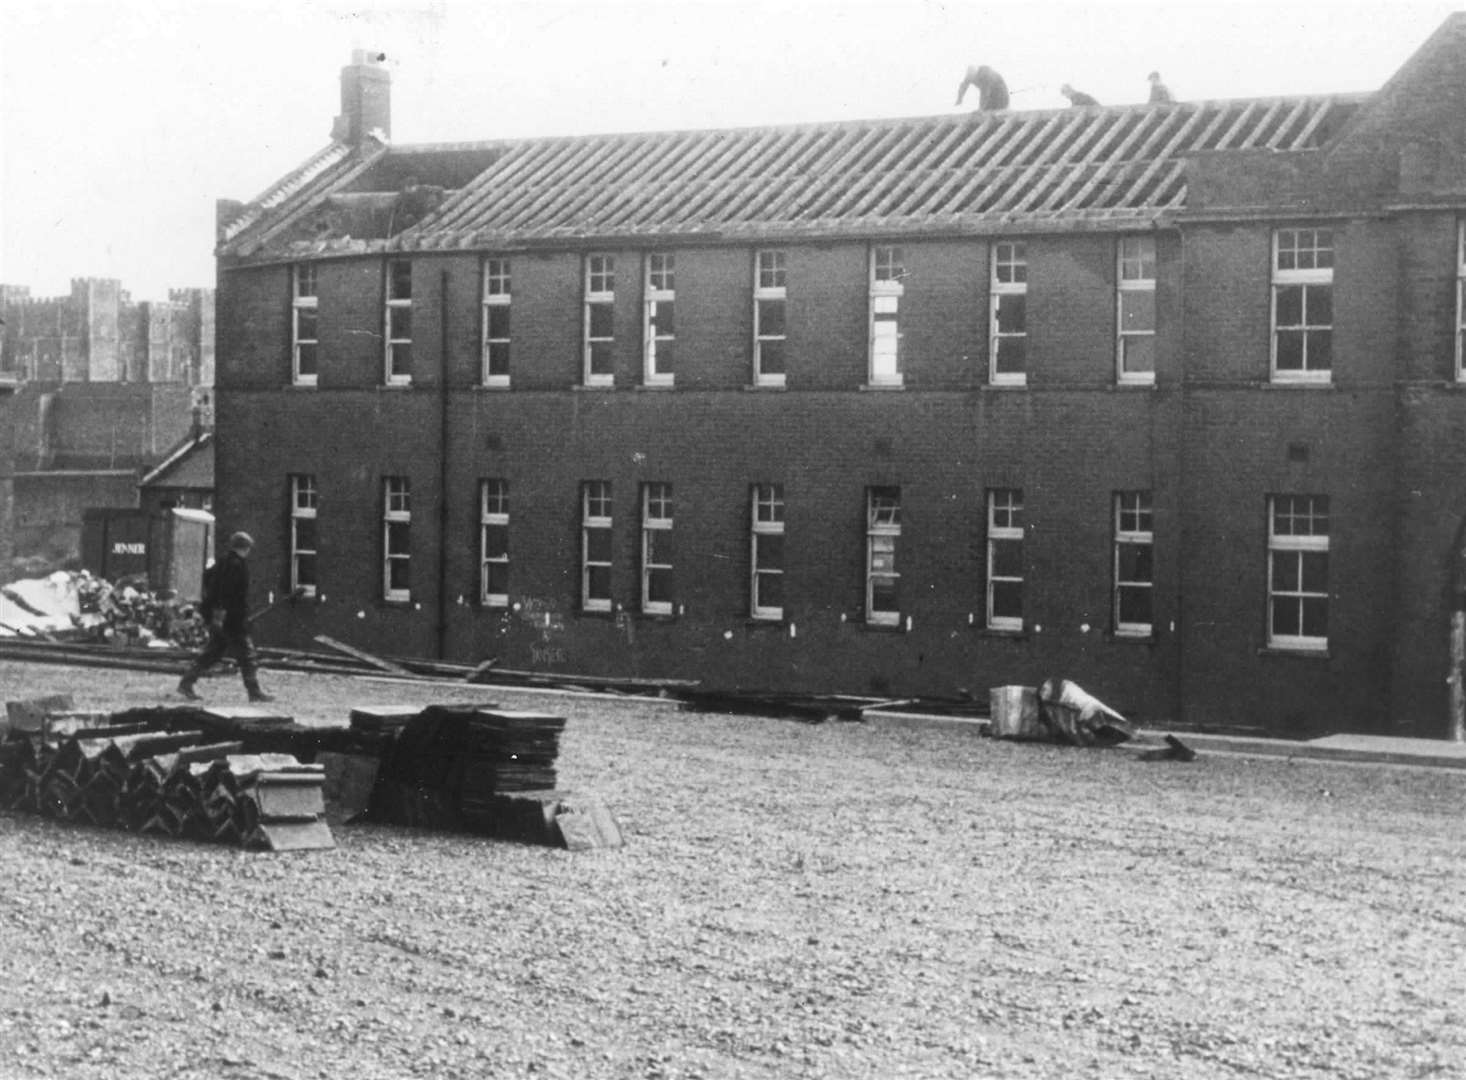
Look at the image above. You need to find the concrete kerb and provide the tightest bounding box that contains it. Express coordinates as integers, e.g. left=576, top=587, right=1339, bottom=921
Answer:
left=864, top=710, right=1466, bottom=772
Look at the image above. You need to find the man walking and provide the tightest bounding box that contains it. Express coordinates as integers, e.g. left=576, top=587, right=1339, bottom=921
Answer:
left=178, top=531, right=273, bottom=703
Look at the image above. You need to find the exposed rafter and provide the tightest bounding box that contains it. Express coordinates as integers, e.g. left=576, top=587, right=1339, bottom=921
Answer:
left=218, top=95, right=1365, bottom=258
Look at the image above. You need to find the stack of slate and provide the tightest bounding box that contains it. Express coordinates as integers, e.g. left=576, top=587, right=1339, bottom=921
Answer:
left=0, top=697, right=334, bottom=852
left=314, top=706, right=424, bottom=821
left=368, top=704, right=585, bottom=844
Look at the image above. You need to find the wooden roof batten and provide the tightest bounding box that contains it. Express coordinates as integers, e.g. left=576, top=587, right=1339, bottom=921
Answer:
left=219, top=93, right=1368, bottom=260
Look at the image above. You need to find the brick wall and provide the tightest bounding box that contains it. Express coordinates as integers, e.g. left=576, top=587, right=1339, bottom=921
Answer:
left=217, top=238, right=1188, bottom=715
left=12, top=470, right=139, bottom=564
left=213, top=200, right=1455, bottom=732
left=0, top=389, right=15, bottom=572
left=220, top=379, right=1177, bottom=710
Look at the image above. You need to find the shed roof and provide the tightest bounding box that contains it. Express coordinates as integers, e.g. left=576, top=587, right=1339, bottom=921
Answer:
left=139, top=431, right=213, bottom=491
left=219, top=94, right=1364, bottom=259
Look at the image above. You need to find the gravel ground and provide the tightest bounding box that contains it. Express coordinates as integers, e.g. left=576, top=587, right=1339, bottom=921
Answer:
left=1, top=659, right=1464, bottom=1080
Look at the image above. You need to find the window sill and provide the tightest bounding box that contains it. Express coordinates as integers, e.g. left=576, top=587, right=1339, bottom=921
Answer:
left=286, top=382, right=318, bottom=391
left=378, top=383, right=414, bottom=392
left=860, top=620, right=907, bottom=633
left=1257, top=645, right=1331, bottom=660
left=1115, top=378, right=1157, bottom=390
left=573, top=608, right=681, bottom=623
left=476, top=383, right=512, bottom=392
left=1109, top=630, right=1157, bottom=645
left=1268, top=376, right=1333, bottom=388
left=573, top=383, right=616, bottom=392
left=744, top=383, right=788, bottom=392
left=984, top=381, right=1028, bottom=391
left=978, top=627, right=1028, bottom=641
left=861, top=382, right=906, bottom=392
left=745, top=616, right=787, bottom=629
left=635, top=384, right=676, bottom=392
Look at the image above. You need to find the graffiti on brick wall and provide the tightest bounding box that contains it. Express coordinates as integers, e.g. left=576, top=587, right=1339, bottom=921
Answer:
left=531, top=643, right=568, bottom=666
left=516, top=595, right=567, bottom=667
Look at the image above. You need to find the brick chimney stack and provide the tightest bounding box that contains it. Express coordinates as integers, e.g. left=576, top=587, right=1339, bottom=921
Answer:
left=332, top=49, right=391, bottom=145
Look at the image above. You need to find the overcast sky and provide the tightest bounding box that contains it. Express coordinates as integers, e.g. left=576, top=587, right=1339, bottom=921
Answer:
left=1, top=0, right=1460, bottom=300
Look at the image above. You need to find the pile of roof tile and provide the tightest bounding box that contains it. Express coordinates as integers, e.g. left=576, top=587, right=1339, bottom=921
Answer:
left=1, top=696, right=334, bottom=851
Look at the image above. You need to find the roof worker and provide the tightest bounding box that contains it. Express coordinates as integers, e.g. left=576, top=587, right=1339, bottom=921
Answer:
left=1060, top=83, right=1101, bottom=107
left=956, top=65, right=1010, bottom=111
left=1148, top=71, right=1174, bottom=104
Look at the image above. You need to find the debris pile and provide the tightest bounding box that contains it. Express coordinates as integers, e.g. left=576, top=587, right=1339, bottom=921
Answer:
left=1037, top=677, right=1138, bottom=746
left=0, top=696, right=334, bottom=851
left=85, top=574, right=211, bottom=650
left=990, top=679, right=1138, bottom=746
left=1, top=570, right=208, bottom=649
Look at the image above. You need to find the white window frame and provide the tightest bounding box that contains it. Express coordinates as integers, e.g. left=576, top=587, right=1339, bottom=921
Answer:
left=986, top=488, right=1024, bottom=631
left=581, top=480, right=613, bottom=612
left=289, top=474, right=318, bottom=597
left=482, top=258, right=511, bottom=388
left=865, top=486, right=901, bottom=626
left=1271, top=228, right=1333, bottom=384
left=643, top=253, right=675, bottom=387
left=583, top=255, right=615, bottom=387
left=868, top=246, right=904, bottom=387
left=480, top=478, right=509, bottom=608
left=1113, top=491, right=1153, bottom=637
left=292, top=265, right=319, bottom=387
left=990, top=242, right=1028, bottom=386
left=1268, top=495, right=1330, bottom=652
left=385, top=259, right=412, bottom=386
left=641, top=482, right=674, bottom=614
left=1455, top=221, right=1465, bottom=382
left=383, top=476, right=411, bottom=602
left=1116, top=236, right=1156, bottom=386
left=750, top=483, right=785, bottom=620
left=753, top=250, right=787, bottom=388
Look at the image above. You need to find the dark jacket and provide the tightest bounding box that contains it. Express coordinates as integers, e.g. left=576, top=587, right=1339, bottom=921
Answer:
left=202, top=550, right=251, bottom=633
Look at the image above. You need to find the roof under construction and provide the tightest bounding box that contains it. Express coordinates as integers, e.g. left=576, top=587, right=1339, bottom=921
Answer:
left=219, top=93, right=1366, bottom=260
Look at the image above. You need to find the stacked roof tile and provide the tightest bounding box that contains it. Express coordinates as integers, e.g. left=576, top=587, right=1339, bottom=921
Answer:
left=219, top=94, right=1363, bottom=259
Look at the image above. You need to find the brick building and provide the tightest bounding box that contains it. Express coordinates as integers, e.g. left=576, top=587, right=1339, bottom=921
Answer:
left=214, top=21, right=1466, bottom=736
left=0, top=280, right=214, bottom=571
left=0, top=372, right=19, bottom=571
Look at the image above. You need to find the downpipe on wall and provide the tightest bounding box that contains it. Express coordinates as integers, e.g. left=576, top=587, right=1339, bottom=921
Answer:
left=437, top=268, right=450, bottom=661
left=1450, top=609, right=1465, bottom=742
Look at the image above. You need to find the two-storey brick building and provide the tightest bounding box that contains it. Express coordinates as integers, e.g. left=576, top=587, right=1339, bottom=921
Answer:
left=214, top=20, right=1466, bottom=736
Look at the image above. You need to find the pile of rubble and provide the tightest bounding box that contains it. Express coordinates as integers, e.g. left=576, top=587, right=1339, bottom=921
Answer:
left=1, top=570, right=208, bottom=649
left=0, top=695, right=333, bottom=851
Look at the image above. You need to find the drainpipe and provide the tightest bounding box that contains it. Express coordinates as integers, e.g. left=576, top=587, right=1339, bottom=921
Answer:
left=437, top=268, right=450, bottom=661
left=1172, top=229, right=1187, bottom=730
left=1449, top=520, right=1466, bottom=742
